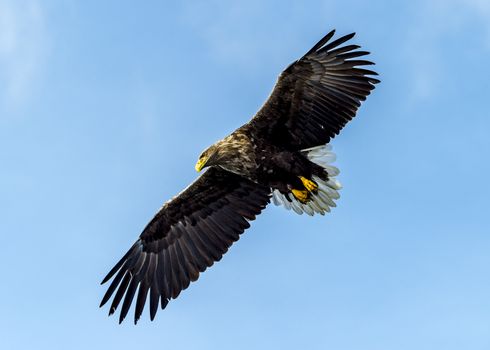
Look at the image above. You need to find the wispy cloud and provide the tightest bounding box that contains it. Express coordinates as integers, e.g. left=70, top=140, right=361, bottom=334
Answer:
left=178, top=1, right=271, bottom=69
left=403, top=0, right=490, bottom=102
left=177, top=0, right=310, bottom=71
left=0, top=0, right=48, bottom=110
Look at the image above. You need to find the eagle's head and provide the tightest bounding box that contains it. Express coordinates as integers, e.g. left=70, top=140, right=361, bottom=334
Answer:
left=195, top=144, right=219, bottom=172
left=195, top=134, right=252, bottom=173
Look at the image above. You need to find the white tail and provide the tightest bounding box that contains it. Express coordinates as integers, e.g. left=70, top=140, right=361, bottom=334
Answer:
left=271, top=144, right=342, bottom=216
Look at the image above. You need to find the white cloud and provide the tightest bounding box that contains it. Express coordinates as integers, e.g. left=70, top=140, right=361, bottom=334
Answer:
left=0, top=0, right=48, bottom=109
left=460, top=0, right=490, bottom=20
left=178, top=1, right=268, bottom=68
left=176, top=0, right=308, bottom=71
left=403, top=0, right=490, bottom=102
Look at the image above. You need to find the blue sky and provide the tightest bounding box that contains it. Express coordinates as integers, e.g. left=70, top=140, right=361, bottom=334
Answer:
left=1, top=0, right=489, bottom=349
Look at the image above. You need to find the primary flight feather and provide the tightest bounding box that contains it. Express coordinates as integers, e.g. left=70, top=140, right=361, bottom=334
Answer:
left=100, top=29, right=379, bottom=324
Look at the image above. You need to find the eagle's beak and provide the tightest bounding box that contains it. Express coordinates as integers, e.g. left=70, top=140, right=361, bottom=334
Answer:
left=195, top=157, right=207, bottom=172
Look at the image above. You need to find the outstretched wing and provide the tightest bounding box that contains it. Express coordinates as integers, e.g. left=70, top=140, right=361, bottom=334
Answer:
left=247, top=30, right=379, bottom=150
left=100, top=167, right=270, bottom=324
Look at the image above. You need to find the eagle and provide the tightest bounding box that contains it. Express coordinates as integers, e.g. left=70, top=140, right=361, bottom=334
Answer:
left=100, top=29, right=379, bottom=324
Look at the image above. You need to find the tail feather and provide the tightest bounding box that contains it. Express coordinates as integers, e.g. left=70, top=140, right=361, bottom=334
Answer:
left=271, top=144, right=342, bottom=216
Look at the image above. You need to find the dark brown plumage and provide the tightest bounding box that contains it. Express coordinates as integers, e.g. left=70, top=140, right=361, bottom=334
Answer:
left=100, top=29, right=379, bottom=323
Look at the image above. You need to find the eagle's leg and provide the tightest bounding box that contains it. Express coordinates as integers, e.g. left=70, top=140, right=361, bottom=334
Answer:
left=291, top=176, right=318, bottom=203
left=298, top=176, right=318, bottom=192
left=291, top=189, right=309, bottom=203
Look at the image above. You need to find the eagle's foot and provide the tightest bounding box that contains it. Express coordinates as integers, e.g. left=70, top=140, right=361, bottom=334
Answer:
left=299, top=176, right=318, bottom=192
left=291, top=189, right=309, bottom=203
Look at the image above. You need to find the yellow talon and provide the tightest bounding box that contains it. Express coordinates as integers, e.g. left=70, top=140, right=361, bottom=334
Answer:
left=299, top=176, right=318, bottom=192
left=291, top=189, right=309, bottom=203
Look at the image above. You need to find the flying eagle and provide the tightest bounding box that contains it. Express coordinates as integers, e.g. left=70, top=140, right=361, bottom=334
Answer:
left=100, top=29, right=379, bottom=323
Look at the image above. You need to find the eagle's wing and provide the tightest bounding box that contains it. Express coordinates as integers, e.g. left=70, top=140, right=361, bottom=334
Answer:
left=100, top=167, right=270, bottom=324
left=247, top=30, right=379, bottom=150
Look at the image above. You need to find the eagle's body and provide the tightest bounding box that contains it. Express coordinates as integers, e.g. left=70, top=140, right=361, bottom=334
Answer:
left=100, top=30, right=379, bottom=323
left=202, top=128, right=332, bottom=205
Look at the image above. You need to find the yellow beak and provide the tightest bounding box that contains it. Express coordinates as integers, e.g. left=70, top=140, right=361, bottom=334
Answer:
left=195, top=157, right=207, bottom=172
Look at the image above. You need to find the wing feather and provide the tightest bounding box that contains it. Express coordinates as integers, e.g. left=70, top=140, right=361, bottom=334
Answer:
left=247, top=30, right=379, bottom=149
left=149, top=282, right=159, bottom=320
left=100, top=167, right=270, bottom=323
